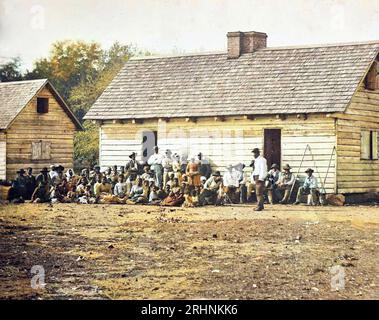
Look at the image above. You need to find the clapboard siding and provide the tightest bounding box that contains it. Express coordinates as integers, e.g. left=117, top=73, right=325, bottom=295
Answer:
left=0, top=132, right=6, bottom=180
left=281, top=134, right=336, bottom=193
left=100, top=114, right=336, bottom=193
left=5, top=87, right=75, bottom=179
left=336, top=81, right=379, bottom=194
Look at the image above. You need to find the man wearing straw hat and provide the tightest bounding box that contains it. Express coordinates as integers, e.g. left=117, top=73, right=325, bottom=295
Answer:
left=36, top=167, right=51, bottom=187
left=266, top=163, right=280, bottom=204
left=9, top=169, right=28, bottom=201
left=294, top=168, right=318, bottom=205
left=278, top=164, right=295, bottom=204
left=126, top=152, right=139, bottom=173
left=199, top=171, right=223, bottom=205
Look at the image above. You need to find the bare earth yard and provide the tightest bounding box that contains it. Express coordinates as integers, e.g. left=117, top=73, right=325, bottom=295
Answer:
left=0, top=203, right=378, bottom=300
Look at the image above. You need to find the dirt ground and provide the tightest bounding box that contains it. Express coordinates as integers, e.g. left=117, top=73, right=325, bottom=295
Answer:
left=0, top=202, right=378, bottom=300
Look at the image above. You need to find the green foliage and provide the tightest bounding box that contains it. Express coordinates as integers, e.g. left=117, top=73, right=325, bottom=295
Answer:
left=68, top=42, right=134, bottom=122
left=0, top=57, right=23, bottom=82
left=25, top=40, right=104, bottom=100
left=74, top=121, right=99, bottom=168
left=22, top=40, right=148, bottom=168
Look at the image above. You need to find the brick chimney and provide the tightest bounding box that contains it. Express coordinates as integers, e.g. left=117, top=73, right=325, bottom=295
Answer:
left=227, top=31, right=267, bottom=58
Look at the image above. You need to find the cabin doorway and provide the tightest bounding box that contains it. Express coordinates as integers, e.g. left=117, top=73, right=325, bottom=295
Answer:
left=141, top=130, right=157, bottom=163
left=264, top=129, right=281, bottom=169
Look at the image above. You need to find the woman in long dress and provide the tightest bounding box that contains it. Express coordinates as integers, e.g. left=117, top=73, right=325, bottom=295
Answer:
left=186, top=157, right=201, bottom=187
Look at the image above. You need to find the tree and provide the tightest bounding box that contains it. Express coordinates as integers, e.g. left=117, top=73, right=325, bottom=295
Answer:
left=25, top=40, right=147, bottom=169
left=0, top=57, right=23, bottom=82
left=70, top=42, right=140, bottom=168
left=25, top=40, right=103, bottom=100
left=73, top=121, right=99, bottom=168
left=68, top=42, right=135, bottom=121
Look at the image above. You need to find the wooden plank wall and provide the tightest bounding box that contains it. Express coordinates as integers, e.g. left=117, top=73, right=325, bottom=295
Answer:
left=100, top=114, right=336, bottom=193
left=5, top=87, right=75, bottom=179
left=336, top=81, right=379, bottom=193
left=100, top=122, right=157, bottom=168
left=0, top=132, right=6, bottom=180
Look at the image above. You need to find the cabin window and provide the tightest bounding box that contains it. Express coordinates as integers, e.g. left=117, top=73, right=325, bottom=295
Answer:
left=365, top=61, right=378, bottom=91
left=361, top=130, right=378, bottom=160
left=37, top=97, right=49, bottom=113
left=31, top=141, right=51, bottom=160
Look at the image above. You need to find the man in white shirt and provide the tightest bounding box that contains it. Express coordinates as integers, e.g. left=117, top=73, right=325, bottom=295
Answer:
left=294, top=168, right=319, bottom=205
left=200, top=171, right=223, bottom=205
left=113, top=175, right=127, bottom=198
left=223, top=165, right=238, bottom=188
left=49, top=165, right=58, bottom=181
left=162, top=149, right=173, bottom=187
left=148, top=146, right=164, bottom=188
left=251, top=148, right=268, bottom=211
left=223, top=164, right=242, bottom=203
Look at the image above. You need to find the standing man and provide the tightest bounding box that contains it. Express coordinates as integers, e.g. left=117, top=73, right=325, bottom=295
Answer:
left=126, top=152, right=138, bottom=172
left=148, top=146, right=164, bottom=188
left=162, top=149, right=173, bottom=187
left=251, top=148, right=267, bottom=211
left=172, top=153, right=182, bottom=181
left=196, top=152, right=212, bottom=179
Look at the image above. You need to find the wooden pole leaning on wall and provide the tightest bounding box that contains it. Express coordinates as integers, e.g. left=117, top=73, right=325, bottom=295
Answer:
left=289, top=144, right=311, bottom=199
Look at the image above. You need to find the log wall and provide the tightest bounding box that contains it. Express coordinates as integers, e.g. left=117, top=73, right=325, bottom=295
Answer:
left=5, top=87, right=76, bottom=179
left=0, top=132, right=5, bottom=180
left=336, top=80, right=379, bottom=193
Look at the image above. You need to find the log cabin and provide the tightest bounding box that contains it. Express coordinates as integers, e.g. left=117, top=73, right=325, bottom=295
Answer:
left=0, top=79, right=82, bottom=181
left=84, top=31, right=379, bottom=195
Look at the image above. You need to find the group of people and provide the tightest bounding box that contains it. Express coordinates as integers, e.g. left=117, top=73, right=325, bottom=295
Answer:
left=5, top=146, right=319, bottom=211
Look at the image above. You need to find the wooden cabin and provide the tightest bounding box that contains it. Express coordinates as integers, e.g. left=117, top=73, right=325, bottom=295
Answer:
left=85, top=31, right=379, bottom=195
left=0, top=79, right=82, bottom=181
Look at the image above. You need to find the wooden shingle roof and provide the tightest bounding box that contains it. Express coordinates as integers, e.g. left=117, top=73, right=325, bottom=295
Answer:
left=0, top=79, right=82, bottom=130
left=84, top=42, right=379, bottom=120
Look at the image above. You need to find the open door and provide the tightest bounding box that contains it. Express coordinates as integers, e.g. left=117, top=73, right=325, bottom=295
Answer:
left=264, top=129, right=281, bottom=169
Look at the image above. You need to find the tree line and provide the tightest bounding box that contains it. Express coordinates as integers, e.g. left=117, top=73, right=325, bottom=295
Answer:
left=0, top=41, right=148, bottom=168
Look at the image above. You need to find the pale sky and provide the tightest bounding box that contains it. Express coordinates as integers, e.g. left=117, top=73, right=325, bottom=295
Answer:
left=0, top=0, right=379, bottom=69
